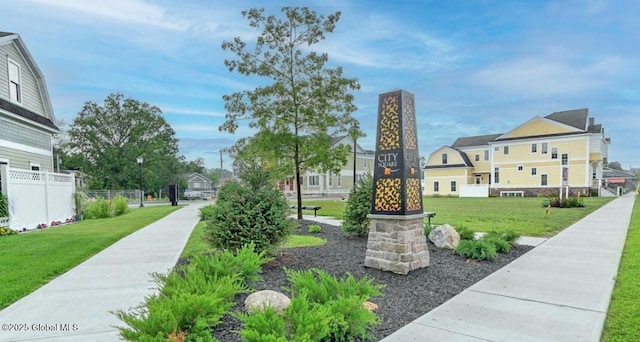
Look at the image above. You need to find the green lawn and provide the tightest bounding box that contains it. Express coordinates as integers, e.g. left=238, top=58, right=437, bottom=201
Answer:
left=602, top=195, right=640, bottom=342
left=291, top=199, right=348, bottom=219
left=0, top=205, right=181, bottom=309
left=424, top=196, right=613, bottom=237
left=295, top=196, right=612, bottom=237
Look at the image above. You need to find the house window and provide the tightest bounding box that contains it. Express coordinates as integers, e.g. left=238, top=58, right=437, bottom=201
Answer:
left=531, top=144, right=537, bottom=153
left=542, top=143, right=548, bottom=154
left=442, top=153, right=448, bottom=165
left=475, top=154, right=479, bottom=162
left=309, top=175, right=319, bottom=186
left=8, top=59, right=21, bottom=103
left=494, top=146, right=499, bottom=151
left=328, top=174, right=333, bottom=187
left=562, top=153, right=568, bottom=165
left=541, top=174, right=548, bottom=186
left=531, top=167, right=537, bottom=176
left=551, top=147, right=558, bottom=159
left=337, top=174, right=342, bottom=187
left=434, top=181, right=439, bottom=192
left=517, top=165, right=523, bottom=171
left=30, top=162, right=40, bottom=171
left=504, top=146, right=509, bottom=155
left=451, top=181, right=457, bottom=192
left=484, top=150, right=489, bottom=161
left=494, top=167, right=500, bottom=184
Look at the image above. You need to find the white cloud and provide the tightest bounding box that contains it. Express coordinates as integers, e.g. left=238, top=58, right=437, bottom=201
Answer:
left=24, top=0, right=188, bottom=31
left=162, top=107, right=226, bottom=118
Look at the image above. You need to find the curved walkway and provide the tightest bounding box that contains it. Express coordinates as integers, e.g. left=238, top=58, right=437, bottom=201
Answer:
left=381, top=193, right=636, bottom=342
left=0, top=202, right=207, bottom=342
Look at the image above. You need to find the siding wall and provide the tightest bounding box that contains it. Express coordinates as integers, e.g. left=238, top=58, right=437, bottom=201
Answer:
left=423, top=168, right=467, bottom=196
left=0, top=42, right=47, bottom=117
left=0, top=146, right=53, bottom=170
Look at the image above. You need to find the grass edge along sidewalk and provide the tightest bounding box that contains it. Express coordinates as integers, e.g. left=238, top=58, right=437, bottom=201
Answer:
left=0, top=205, right=181, bottom=310
left=602, top=194, right=640, bottom=342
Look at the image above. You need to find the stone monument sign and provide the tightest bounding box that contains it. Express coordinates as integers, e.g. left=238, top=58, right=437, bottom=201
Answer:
left=364, top=89, right=429, bottom=275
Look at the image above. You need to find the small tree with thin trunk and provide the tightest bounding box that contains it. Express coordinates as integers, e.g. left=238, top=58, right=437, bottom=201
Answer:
left=220, top=7, right=361, bottom=219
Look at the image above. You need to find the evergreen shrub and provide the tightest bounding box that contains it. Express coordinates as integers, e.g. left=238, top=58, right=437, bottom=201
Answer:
left=84, top=197, right=112, bottom=219
left=342, top=174, right=373, bottom=236
left=204, top=163, right=290, bottom=254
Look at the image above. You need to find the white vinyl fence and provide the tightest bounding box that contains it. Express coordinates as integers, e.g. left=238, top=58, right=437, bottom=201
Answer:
left=459, top=184, right=489, bottom=198
left=0, top=166, right=75, bottom=230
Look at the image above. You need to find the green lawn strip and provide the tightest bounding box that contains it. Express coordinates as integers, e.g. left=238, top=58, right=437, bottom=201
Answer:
left=423, top=197, right=613, bottom=237
left=602, top=195, right=640, bottom=342
left=0, top=205, right=181, bottom=309
left=179, top=221, right=210, bottom=258
left=289, top=199, right=347, bottom=220
left=282, top=235, right=326, bottom=248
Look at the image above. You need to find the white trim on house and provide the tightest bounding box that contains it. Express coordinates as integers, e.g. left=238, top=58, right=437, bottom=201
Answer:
left=492, top=157, right=587, bottom=166
left=7, top=57, right=22, bottom=104
left=0, top=139, right=51, bottom=156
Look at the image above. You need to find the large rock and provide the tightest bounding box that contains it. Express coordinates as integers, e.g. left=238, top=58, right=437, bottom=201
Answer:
left=428, top=224, right=460, bottom=249
left=244, top=290, right=291, bottom=314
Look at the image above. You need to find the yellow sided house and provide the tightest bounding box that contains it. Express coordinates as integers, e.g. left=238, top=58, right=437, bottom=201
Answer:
left=424, top=109, right=610, bottom=197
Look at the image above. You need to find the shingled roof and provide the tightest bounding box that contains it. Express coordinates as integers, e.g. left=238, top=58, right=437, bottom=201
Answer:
left=0, top=98, right=58, bottom=130
left=451, top=133, right=503, bottom=148
left=545, top=108, right=588, bottom=130
left=0, top=32, right=15, bottom=38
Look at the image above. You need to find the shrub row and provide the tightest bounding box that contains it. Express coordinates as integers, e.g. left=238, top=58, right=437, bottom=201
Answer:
left=83, top=195, right=130, bottom=219
left=541, top=196, right=585, bottom=208
left=115, top=243, right=271, bottom=341
left=236, top=268, right=384, bottom=341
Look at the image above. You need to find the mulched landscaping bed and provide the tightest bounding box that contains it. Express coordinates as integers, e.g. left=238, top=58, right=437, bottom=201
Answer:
left=206, top=220, right=533, bottom=341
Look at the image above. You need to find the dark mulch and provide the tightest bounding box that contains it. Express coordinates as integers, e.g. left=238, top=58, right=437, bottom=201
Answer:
left=204, top=221, right=533, bottom=341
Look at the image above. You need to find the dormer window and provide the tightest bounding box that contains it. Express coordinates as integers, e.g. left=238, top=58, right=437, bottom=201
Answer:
left=442, top=153, right=448, bottom=164
left=8, top=59, right=21, bottom=103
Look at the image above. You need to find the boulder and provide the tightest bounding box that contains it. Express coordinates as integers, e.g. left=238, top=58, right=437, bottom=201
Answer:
left=244, top=290, right=291, bottom=314
left=428, top=224, right=460, bottom=249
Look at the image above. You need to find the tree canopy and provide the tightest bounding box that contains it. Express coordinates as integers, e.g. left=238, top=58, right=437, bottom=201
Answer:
left=67, top=93, right=181, bottom=191
left=220, top=7, right=361, bottom=219
left=608, top=161, right=623, bottom=171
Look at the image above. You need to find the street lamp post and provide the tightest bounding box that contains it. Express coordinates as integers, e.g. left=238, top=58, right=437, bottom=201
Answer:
left=137, top=156, right=144, bottom=207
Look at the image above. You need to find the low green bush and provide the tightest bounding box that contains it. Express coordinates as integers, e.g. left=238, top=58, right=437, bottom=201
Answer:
left=482, top=236, right=513, bottom=253
left=113, top=195, right=129, bottom=216
left=455, top=239, right=497, bottom=260
left=308, top=224, right=322, bottom=234
left=342, top=174, right=373, bottom=236
left=84, top=197, right=112, bottom=219
left=238, top=268, right=384, bottom=341
left=198, top=205, right=215, bottom=221
left=0, top=193, right=8, bottom=217
left=0, top=227, right=17, bottom=236
left=455, top=225, right=476, bottom=241
left=423, top=223, right=435, bottom=237
left=485, top=230, right=520, bottom=245
left=115, top=243, right=266, bottom=341
left=542, top=196, right=585, bottom=208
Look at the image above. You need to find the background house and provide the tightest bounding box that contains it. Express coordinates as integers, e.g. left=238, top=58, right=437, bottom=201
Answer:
left=181, top=172, right=213, bottom=199
left=424, top=109, right=610, bottom=197
left=280, top=135, right=374, bottom=198
left=0, top=32, right=75, bottom=229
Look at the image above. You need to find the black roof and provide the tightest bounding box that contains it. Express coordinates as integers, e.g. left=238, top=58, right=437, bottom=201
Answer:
left=587, top=123, right=602, bottom=133
left=545, top=108, right=588, bottom=130
left=0, top=98, right=58, bottom=131
left=0, top=32, right=15, bottom=38
left=451, top=133, right=503, bottom=148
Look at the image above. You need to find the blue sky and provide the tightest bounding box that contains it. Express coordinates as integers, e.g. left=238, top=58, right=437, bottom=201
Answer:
left=2, top=0, right=639, bottom=170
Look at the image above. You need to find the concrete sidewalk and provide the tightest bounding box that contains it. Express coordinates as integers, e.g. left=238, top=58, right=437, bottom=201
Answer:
left=0, top=203, right=206, bottom=342
left=381, top=193, right=636, bottom=342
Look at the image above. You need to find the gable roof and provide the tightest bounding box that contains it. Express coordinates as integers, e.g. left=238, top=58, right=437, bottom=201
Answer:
left=424, top=146, right=474, bottom=169
left=0, top=98, right=58, bottom=130
left=0, top=32, right=57, bottom=132
left=451, top=133, right=503, bottom=148
left=545, top=108, right=588, bottom=130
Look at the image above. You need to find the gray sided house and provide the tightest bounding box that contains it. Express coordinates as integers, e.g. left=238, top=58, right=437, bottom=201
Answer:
left=182, top=172, right=214, bottom=198
left=0, top=32, right=58, bottom=172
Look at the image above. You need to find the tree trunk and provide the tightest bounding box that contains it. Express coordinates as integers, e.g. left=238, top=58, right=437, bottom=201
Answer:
left=295, top=144, right=303, bottom=220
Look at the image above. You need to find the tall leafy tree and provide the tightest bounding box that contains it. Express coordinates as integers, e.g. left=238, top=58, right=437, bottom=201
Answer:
left=220, top=7, right=361, bottom=219
left=67, top=93, right=180, bottom=190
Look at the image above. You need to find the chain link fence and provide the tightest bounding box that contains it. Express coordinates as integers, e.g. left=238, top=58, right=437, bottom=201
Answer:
left=84, top=190, right=142, bottom=202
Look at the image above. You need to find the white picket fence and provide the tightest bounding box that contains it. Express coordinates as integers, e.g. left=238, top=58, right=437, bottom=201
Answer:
left=0, top=166, right=75, bottom=230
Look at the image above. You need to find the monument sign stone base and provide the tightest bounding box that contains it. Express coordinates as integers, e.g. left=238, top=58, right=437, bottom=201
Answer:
left=364, top=213, right=430, bottom=275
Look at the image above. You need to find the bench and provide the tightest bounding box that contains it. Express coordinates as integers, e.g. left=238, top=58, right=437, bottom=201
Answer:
left=289, top=205, right=322, bottom=217
left=424, top=212, right=436, bottom=226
